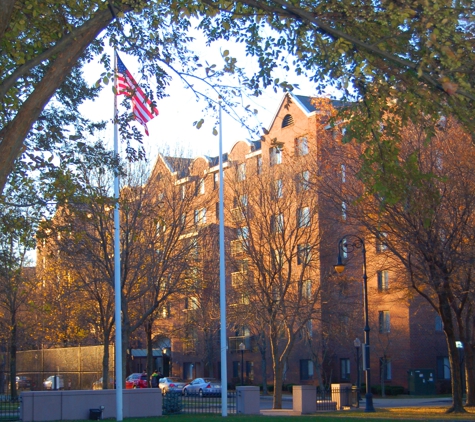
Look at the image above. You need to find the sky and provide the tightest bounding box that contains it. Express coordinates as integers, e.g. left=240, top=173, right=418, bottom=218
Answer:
left=78, top=35, right=332, bottom=164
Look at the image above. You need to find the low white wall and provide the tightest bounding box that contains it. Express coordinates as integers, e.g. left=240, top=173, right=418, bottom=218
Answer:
left=21, top=389, right=162, bottom=421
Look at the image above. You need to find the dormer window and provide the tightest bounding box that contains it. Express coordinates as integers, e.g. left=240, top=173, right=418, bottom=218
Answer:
left=282, top=114, right=294, bottom=128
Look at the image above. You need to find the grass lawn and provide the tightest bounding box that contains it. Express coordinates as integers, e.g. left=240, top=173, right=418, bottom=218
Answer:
left=84, top=407, right=475, bottom=422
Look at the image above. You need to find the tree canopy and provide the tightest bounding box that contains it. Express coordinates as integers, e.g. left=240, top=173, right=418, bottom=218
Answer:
left=1, top=0, right=474, bottom=196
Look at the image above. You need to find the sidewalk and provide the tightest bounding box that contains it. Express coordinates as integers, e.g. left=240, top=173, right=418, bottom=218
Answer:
left=259, top=394, right=453, bottom=415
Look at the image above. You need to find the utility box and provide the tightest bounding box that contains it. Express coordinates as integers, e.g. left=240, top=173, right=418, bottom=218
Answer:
left=236, top=386, right=260, bottom=415
left=408, top=369, right=436, bottom=395
left=89, top=408, right=102, bottom=420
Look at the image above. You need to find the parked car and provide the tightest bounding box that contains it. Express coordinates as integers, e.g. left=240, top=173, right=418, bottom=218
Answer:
left=182, top=378, right=221, bottom=397
left=92, top=377, right=103, bottom=390
left=16, top=376, right=34, bottom=390
left=158, top=377, right=186, bottom=394
left=43, top=375, right=64, bottom=390
left=125, top=373, right=149, bottom=389
left=92, top=377, right=115, bottom=390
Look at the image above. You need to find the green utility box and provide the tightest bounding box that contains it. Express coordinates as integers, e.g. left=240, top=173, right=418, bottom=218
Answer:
left=408, top=369, right=436, bottom=395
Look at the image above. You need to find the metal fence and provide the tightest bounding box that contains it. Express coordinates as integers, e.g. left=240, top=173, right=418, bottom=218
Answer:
left=0, top=395, right=20, bottom=421
left=163, top=391, right=236, bottom=415
left=314, top=386, right=359, bottom=411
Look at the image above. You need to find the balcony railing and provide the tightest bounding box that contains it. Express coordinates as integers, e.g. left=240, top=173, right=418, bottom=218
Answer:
left=231, top=207, right=245, bottom=222
left=231, top=239, right=244, bottom=255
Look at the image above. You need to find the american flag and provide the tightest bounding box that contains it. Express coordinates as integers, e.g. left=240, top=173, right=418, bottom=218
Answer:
left=116, top=54, right=158, bottom=136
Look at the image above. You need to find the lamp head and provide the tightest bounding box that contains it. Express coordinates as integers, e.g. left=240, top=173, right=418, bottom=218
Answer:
left=334, top=255, right=345, bottom=274
left=239, top=342, right=246, bottom=351
left=354, top=338, right=361, bottom=348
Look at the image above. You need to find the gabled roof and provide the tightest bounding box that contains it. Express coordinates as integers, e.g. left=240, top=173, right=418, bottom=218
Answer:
left=163, top=156, right=193, bottom=178
left=266, top=93, right=348, bottom=131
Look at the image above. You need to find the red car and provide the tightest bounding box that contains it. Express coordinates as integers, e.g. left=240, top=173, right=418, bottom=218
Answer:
left=125, top=373, right=149, bottom=389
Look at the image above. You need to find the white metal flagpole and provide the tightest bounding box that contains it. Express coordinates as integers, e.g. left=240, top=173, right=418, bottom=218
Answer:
left=113, top=50, right=123, bottom=422
left=219, top=101, right=228, bottom=416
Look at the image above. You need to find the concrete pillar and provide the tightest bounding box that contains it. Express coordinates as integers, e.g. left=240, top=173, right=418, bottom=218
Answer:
left=236, top=386, right=260, bottom=414
left=293, top=385, right=316, bottom=414
left=331, top=383, right=352, bottom=409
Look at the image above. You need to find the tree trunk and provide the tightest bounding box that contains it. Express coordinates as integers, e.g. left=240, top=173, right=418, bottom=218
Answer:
left=9, top=315, right=17, bottom=400
left=440, top=291, right=466, bottom=413
left=145, top=320, right=153, bottom=382
left=102, top=332, right=110, bottom=390
left=272, top=358, right=283, bottom=409
left=465, top=343, right=475, bottom=406
left=259, top=339, right=268, bottom=395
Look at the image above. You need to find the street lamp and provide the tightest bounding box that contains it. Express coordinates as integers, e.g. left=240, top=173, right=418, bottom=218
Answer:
left=334, top=235, right=375, bottom=412
left=354, top=338, right=361, bottom=402
left=238, top=342, right=246, bottom=386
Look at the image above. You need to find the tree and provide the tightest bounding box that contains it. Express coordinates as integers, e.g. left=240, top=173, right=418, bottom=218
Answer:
left=39, top=148, right=198, bottom=386
left=0, top=175, right=42, bottom=399
left=226, top=149, right=323, bottom=408
left=324, top=116, right=475, bottom=412
left=2, top=0, right=474, bottom=199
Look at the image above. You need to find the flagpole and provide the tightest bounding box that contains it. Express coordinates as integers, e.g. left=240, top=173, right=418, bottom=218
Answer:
left=219, top=101, right=228, bottom=417
left=113, top=50, right=123, bottom=422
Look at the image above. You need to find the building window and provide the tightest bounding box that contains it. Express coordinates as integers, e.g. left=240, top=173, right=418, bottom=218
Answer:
left=282, top=114, right=294, bottom=128
left=237, top=226, right=249, bottom=240
left=295, top=136, right=309, bottom=156
left=297, top=207, right=311, bottom=228
left=197, top=178, right=205, bottom=195
left=194, top=208, right=206, bottom=226
left=303, top=279, right=312, bottom=299
left=435, top=315, right=443, bottom=332
left=181, top=184, right=186, bottom=199
left=246, top=361, right=254, bottom=381
left=300, top=359, right=313, bottom=380
left=271, top=248, right=284, bottom=270
left=341, top=164, right=346, bottom=183
left=377, top=270, right=389, bottom=292
left=214, top=172, right=219, bottom=190
left=185, top=296, right=199, bottom=310
left=437, top=356, right=450, bottom=379
left=380, top=357, right=392, bottom=380
left=376, top=232, right=388, bottom=252
left=270, top=146, right=282, bottom=166
left=379, top=311, right=390, bottom=333
left=237, top=162, right=246, bottom=181
left=342, top=201, right=347, bottom=220
left=257, top=156, right=262, bottom=175
left=233, top=361, right=241, bottom=378
left=297, top=170, right=310, bottom=192
left=216, top=202, right=219, bottom=221
left=271, top=213, right=284, bottom=233
left=272, top=179, right=283, bottom=199
left=340, top=358, right=350, bottom=380
left=297, top=244, right=311, bottom=265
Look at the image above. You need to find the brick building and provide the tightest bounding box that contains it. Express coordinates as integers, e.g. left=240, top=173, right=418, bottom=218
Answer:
left=149, top=93, right=448, bottom=393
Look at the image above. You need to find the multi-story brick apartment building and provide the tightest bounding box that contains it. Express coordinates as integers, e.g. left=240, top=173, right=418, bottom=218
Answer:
left=149, top=93, right=449, bottom=393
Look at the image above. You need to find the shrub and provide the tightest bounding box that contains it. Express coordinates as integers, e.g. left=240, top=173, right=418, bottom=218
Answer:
left=162, top=391, right=183, bottom=414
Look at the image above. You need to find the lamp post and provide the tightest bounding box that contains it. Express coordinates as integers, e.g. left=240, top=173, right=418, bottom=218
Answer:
left=354, top=338, right=361, bottom=402
left=239, top=342, right=246, bottom=386
left=334, top=235, right=375, bottom=412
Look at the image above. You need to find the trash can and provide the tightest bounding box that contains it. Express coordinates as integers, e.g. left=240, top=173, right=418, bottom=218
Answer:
left=89, top=408, right=102, bottom=420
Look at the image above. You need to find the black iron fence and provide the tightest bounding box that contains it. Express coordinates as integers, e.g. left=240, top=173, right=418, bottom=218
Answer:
left=0, top=395, right=20, bottom=421
left=314, top=386, right=359, bottom=411
left=163, top=391, right=236, bottom=415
